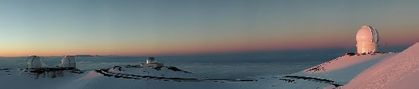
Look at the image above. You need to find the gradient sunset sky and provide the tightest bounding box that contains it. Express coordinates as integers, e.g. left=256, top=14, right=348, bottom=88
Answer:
left=0, top=0, right=418, bottom=56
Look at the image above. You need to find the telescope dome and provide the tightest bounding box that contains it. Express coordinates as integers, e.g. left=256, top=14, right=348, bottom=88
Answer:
left=356, top=25, right=379, bottom=54
left=60, top=56, right=76, bottom=68
left=27, top=55, right=42, bottom=69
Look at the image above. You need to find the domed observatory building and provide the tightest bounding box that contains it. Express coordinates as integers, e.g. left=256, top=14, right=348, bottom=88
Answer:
left=60, top=56, right=76, bottom=69
left=27, top=55, right=42, bottom=69
left=356, top=25, right=379, bottom=55
left=142, top=57, right=163, bottom=68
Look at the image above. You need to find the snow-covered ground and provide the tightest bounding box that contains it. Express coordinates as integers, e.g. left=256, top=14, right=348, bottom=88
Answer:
left=0, top=66, right=281, bottom=89
left=302, top=53, right=395, bottom=84
left=268, top=52, right=397, bottom=89
left=344, top=42, right=419, bottom=89
left=0, top=42, right=417, bottom=89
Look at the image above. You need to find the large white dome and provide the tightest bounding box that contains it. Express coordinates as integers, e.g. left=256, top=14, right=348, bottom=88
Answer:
left=60, top=56, right=76, bottom=68
left=356, top=25, right=379, bottom=54
left=27, top=55, right=42, bottom=69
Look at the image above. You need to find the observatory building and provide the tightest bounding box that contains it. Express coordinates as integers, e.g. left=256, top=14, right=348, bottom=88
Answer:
left=60, top=55, right=77, bottom=69
left=27, top=55, right=42, bottom=69
left=24, top=55, right=81, bottom=78
left=142, top=57, right=163, bottom=68
left=356, top=25, right=379, bottom=54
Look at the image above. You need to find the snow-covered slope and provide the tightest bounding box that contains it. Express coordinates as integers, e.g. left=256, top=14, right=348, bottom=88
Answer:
left=0, top=69, right=84, bottom=89
left=278, top=53, right=395, bottom=85
left=288, top=53, right=396, bottom=85
left=344, top=42, right=419, bottom=89
left=262, top=52, right=397, bottom=89
left=0, top=64, right=263, bottom=89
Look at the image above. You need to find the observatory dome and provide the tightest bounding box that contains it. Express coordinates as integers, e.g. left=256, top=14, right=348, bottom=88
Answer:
left=27, top=55, right=42, bottom=69
left=356, top=25, right=379, bottom=54
left=60, top=56, right=76, bottom=68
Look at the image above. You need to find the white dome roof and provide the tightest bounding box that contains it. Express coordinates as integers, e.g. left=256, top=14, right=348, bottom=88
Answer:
left=356, top=25, right=379, bottom=42
left=356, top=25, right=379, bottom=54
left=27, top=55, right=42, bottom=69
left=60, top=56, right=76, bottom=68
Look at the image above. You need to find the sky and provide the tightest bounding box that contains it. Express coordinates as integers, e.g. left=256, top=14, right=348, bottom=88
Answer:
left=0, top=0, right=418, bottom=56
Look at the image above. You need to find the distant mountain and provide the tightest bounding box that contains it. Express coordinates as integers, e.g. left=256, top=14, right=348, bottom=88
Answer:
left=75, top=55, right=100, bottom=57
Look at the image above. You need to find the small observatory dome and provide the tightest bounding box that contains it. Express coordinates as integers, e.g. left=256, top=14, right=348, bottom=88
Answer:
left=146, top=57, right=157, bottom=64
left=27, top=55, right=42, bottom=69
left=60, top=55, right=76, bottom=68
left=356, top=25, right=379, bottom=54
left=142, top=57, right=163, bottom=68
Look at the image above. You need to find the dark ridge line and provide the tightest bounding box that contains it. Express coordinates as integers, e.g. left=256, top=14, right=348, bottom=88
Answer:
left=283, top=76, right=343, bottom=87
left=95, top=69, right=256, bottom=82
left=0, top=68, right=11, bottom=73
left=25, top=68, right=84, bottom=74
left=278, top=78, right=296, bottom=83
left=124, top=65, right=192, bottom=74
left=0, top=68, right=10, bottom=70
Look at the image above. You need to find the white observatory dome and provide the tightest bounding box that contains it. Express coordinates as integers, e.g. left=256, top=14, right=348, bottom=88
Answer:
left=27, top=55, right=42, bottom=69
left=356, top=25, right=379, bottom=54
left=60, top=56, right=76, bottom=68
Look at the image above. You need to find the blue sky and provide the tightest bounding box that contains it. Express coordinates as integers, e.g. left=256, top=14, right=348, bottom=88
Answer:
left=0, top=0, right=418, bottom=56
